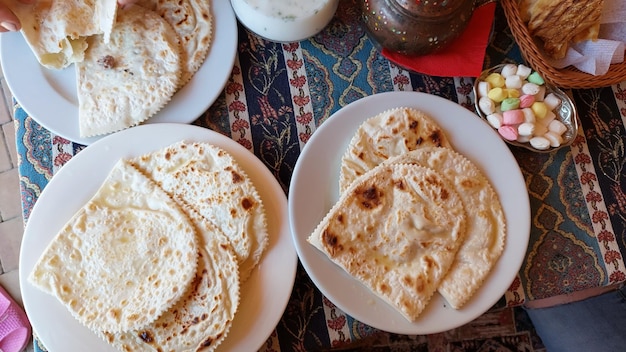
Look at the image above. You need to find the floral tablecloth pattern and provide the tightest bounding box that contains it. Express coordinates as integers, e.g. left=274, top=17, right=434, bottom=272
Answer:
left=13, top=2, right=626, bottom=351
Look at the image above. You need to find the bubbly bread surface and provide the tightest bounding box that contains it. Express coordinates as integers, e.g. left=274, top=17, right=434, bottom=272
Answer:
left=309, top=163, right=467, bottom=321
left=28, top=160, right=199, bottom=333
left=383, top=147, right=506, bottom=309
left=131, top=141, right=268, bottom=282
left=138, top=0, right=214, bottom=88
left=339, top=107, right=451, bottom=193
left=76, top=6, right=182, bottom=137
left=102, top=210, right=239, bottom=352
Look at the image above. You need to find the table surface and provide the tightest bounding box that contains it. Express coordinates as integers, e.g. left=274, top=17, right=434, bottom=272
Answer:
left=12, top=2, right=626, bottom=352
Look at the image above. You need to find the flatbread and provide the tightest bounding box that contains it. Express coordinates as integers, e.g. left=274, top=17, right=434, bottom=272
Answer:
left=308, top=163, right=467, bottom=321
left=76, top=5, right=182, bottom=138
left=384, top=147, right=506, bottom=309
left=6, top=0, right=118, bottom=69
left=130, top=141, right=268, bottom=282
left=102, top=211, right=239, bottom=352
left=137, top=0, right=214, bottom=87
left=28, top=159, right=199, bottom=333
left=339, top=107, right=452, bottom=193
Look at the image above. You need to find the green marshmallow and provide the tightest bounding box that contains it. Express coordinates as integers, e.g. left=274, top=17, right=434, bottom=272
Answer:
left=501, top=97, right=521, bottom=111
left=527, top=71, right=545, bottom=85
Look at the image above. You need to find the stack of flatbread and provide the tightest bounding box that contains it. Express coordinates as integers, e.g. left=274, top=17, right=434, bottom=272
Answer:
left=520, top=0, right=605, bottom=59
left=308, top=107, right=507, bottom=321
left=6, top=0, right=214, bottom=138
left=29, top=141, right=268, bottom=351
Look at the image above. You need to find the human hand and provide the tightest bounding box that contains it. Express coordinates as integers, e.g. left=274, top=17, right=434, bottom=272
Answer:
left=0, top=0, right=139, bottom=32
left=0, top=0, right=32, bottom=32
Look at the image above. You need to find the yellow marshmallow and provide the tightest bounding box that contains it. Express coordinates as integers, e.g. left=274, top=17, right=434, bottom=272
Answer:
left=487, top=87, right=507, bottom=103
left=506, top=88, right=521, bottom=98
left=531, top=101, right=548, bottom=119
left=485, top=73, right=505, bottom=88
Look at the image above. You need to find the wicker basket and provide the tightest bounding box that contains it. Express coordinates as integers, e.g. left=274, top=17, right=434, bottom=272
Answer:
left=501, top=0, right=626, bottom=89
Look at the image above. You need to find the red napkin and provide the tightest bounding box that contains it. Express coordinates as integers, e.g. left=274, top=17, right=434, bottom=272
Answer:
left=381, top=2, right=496, bottom=78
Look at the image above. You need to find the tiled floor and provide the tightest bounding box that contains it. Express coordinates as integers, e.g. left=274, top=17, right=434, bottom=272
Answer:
left=0, top=57, right=35, bottom=352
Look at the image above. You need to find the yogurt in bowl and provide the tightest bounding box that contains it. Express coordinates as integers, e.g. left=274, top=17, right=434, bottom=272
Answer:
left=230, top=0, right=339, bottom=42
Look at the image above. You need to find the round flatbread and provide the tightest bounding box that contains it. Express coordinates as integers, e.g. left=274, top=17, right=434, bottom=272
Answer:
left=339, top=107, right=452, bottom=193
left=308, top=163, right=467, bottom=321
left=76, top=5, right=182, bottom=138
left=102, top=211, right=239, bottom=352
left=138, top=0, right=213, bottom=88
left=28, top=160, right=199, bottom=333
left=384, top=147, right=506, bottom=309
left=130, top=141, right=268, bottom=282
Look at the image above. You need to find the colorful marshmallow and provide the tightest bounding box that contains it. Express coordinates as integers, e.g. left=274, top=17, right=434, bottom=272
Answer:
left=501, top=97, right=521, bottom=111
left=476, top=64, right=570, bottom=151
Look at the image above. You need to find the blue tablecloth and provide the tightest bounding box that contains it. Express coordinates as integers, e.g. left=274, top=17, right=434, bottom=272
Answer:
left=12, top=2, right=626, bottom=351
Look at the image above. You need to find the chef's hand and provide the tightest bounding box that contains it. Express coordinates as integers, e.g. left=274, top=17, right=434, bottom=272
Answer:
left=0, top=0, right=138, bottom=32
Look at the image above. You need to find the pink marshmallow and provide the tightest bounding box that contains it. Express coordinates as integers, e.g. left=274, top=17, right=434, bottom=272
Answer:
left=519, top=94, right=535, bottom=108
left=498, top=125, right=518, bottom=141
left=502, top=109, right=524, bottom=125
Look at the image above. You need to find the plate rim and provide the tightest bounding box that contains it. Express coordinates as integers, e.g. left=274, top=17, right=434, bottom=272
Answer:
left=0, top=0, right=237, bottom=145
left=289, top=91, right=530, bottom=335
left=18, top=123, right=297, bottom=351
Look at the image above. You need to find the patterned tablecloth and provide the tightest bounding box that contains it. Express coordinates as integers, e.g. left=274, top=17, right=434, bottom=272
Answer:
left=11, top=2, right=626, bottom=351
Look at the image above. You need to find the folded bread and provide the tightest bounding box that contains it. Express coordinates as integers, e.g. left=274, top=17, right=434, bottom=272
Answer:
left=7, top=0, right=118, bottom=69
left=76, top=5, right=182, bottom=138
left=130, top=141, right=268, bottom=282
left=384, top=147, right=506, bottom=309
left=339, top=107, right=452, bottom=193
left=309, top=163, right=467, bottom=321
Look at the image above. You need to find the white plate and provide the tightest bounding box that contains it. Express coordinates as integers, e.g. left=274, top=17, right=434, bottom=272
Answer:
left=0, top=0, right=237, bottom=145
left=289, top=91, right=530, bottom=335
left=19, top=124, right=297, bottom=351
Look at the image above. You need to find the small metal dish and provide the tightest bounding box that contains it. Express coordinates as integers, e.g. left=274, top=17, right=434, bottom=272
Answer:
left=473, top=64, right=579, bottom=153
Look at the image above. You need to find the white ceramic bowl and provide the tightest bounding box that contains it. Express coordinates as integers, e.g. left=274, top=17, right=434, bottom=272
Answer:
left=230, top=0, right=339, bottom=42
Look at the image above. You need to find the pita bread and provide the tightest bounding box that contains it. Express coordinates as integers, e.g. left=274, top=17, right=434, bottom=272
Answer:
left=339, top=107, right=452, bottom=193
left=102, top=210, right=239, bottom=352
left=309, top=163, right=467, bottom=321
left=137, top=0, right=214, bottom=87
left=76, top=5, right=182, bottom=138
left=384, top=147, right=506, bottom=309
left=6, top=0, right=118, bottom=69
left=130, top=141, right=268, bottom=282
left=28, top=160, right=199, bottom=333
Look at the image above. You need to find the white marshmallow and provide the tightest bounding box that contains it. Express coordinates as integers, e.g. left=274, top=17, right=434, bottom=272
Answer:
left=548, top=119, right=568, bottom=135
left=522, top=107, right=536, bottom=123
left=517, top=134, right=532, bottom=143
left=518, top=122, right=535, bottom=136
left=522, top=82, right=540, bottom=95
left=530, top=136, right=551, bottom=150
left=517, top=64, right=533, bottom=79
left=479, top=96, right=496, bottom=115
left=477, top=81, right=491, bottom=97
left=544, top=93, right=562, bottom=111
left=505, top=75, right=523, bottom=89
left=486, top=113, right=504, bottom=129
left=544, top=131, right=564, bottom=147
left=501, top=64, right=518, bottom=78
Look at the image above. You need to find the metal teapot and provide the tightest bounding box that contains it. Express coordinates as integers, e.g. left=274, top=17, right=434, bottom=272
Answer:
left=359, top=0, right=478, bottom=56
